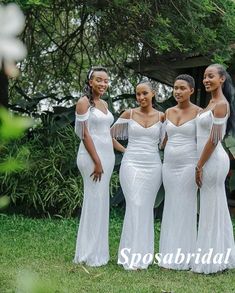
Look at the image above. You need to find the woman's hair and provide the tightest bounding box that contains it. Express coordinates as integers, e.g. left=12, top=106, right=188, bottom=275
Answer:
left=82, top=66, right=108, bottom=106
left=208, top=64, right=235, bottom=136
left=174, top=74, right=195, bottom=89
left=136, top=80, right=157, bottom=108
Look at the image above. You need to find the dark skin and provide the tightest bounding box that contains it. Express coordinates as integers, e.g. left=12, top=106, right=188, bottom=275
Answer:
left=163, top=79, right=201, bottom=148
left=113, top=83, right=164, bottom=152
left=195, top=66, right=229, bottom=188
left=76, top=71, right=109, bottom=182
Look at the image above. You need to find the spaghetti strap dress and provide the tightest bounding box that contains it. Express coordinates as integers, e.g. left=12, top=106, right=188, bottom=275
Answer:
left=159, top=118, right=198, bottom=270
left=111, top=110, right=163, bottom=269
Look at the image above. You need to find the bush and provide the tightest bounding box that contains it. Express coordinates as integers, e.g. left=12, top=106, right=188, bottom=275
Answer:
left=0, top=125, right=119, bottom=217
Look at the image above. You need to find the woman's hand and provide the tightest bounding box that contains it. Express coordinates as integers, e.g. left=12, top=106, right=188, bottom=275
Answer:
left=90, top=161, right=104, bottom=182
left=195, top=166, right=203, bottom=188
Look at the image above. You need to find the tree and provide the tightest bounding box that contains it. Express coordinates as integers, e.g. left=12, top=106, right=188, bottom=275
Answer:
left=0, top=69, right=8, bottom=107
left=3, top=0, right=235, bottom=116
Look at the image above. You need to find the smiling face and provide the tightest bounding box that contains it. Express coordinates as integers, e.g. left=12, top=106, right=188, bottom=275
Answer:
left=136, top=83, right=155, bottom=108
left=203, top=66, right=225, bottom=93
left=173, top=79, right=194, bottom=103
left=89, top=71, right=109, bottom=96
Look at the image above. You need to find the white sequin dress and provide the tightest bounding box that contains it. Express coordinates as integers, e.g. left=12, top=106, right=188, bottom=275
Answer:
left=74, top=106, right=115, bottom=266
left=159, top=118, right=198, bottom=270
left=111, top=111, right=163, bottom=269
left=191, top=109, right=235, bottom=274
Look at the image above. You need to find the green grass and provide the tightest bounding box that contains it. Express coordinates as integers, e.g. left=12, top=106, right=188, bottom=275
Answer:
left=0, top=211, right=235, bottom=293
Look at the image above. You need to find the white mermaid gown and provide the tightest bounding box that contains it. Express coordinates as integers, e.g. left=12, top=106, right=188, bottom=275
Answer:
left=111, top=115, right=163, bottom=269
left=191, top=110, right=235, bottom=274
left=159, top=119, right=198, bottom=270
left=74, top=106, right=115, bottom=266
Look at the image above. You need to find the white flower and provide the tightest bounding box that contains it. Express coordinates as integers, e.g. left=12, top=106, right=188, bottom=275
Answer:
left=0, top=3, right=27, bottom=71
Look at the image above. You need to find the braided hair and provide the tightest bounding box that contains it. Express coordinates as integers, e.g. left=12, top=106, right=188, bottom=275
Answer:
left=82, top=66, right=108, bottom=107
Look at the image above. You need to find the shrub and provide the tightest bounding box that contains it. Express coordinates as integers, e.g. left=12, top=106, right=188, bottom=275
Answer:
left=1, top=125, right=119, bottom=217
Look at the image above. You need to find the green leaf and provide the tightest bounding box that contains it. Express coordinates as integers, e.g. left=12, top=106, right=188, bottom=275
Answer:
left=0, top=157, right=26, bottom=173
left=224, top=135, right=235, bottom=158
left=0, top=108, right=34, bottom=141
left=0, top=196, right=10, bottom=210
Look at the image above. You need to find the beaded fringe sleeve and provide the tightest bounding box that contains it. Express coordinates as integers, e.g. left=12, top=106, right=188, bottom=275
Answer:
left=110, top=118, right=129, bottom=140
left=75, top=110, right=90, bottom=140
left=210, top=116, right=226, bottom=145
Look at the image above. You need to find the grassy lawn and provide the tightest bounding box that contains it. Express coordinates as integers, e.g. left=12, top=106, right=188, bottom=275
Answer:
left=0, top=210, right=235, bottom=293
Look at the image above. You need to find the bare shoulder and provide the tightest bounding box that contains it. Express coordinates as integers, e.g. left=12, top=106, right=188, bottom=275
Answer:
left=213, top=101, right=228, bottom=118
left=166, top=106, right=177, bottom=114
left=165, top=106, right=177, bottom=118
left=192, top=104, right=203, bottom=114
left=120, top=109, right=131, bottom=119
left=76, top=96, right=90, bottom=114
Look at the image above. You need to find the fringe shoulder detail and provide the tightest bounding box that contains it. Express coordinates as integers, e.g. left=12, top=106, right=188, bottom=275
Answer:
left=110, top=118, right=129, bottom=140
left=210, top=116, right=226, bottom=145
left=74, top=109, right=90, bottom=140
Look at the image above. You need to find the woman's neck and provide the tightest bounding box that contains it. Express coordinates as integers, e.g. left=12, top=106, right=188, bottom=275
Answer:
left=93, top=94, right=101, bottom=101
left=177, top=100, right=191, bottom=109
left=140, top=105, right=153, bottom=114
left=210, top=87, right=224, bottom=101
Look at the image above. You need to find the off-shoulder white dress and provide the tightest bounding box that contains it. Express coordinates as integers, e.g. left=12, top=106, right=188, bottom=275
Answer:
left=191, top=109, right=235, bottom=274
left=74, top=106, right=115, bottom=266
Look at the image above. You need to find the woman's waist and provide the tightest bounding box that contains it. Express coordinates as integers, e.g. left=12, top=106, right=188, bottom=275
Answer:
left=126, top=142, right=159, bottom=153
left=78, top=140, right=114, bottom=154
left=89, top=130, right=112, bottom=137
left=165, top=142, right=197, bottom=153
left=197, top=141, right=228, bottom=158
left=167, top=138, right=196, bottom=147
left=164, top=144, right=197, bottom=164
left=123, top=150, right=161, bottom=163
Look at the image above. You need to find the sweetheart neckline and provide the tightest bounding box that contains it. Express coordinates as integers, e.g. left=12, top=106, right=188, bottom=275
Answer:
left=93, top=107, right=109, bottom=116
left=131, top=118, right=161, bottom=129
left=167, top=117, right=196, bottom=128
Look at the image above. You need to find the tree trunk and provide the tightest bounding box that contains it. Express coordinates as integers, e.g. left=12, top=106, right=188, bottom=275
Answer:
left=0, top=69, right=9, bottom=108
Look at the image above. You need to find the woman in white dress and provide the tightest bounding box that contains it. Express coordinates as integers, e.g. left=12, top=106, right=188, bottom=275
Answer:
left=159, top=74, right=201, bottom=270
left=111, top=81, right=164, bottom=270
left=192, top=64, right=235, bottom=274
left=74, top=67, right=115, bottom=266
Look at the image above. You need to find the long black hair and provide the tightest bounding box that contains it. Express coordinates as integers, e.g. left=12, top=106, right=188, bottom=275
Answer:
left=82, top=66, right=108, bottom=107
left=208, top=64, right=235, bottom=136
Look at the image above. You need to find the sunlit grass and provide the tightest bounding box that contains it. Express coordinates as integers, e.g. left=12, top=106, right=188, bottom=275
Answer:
left=0, top=211, right=234, bottom=293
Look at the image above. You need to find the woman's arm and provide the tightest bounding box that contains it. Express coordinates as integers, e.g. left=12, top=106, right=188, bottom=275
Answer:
left=76, top=97, right=103, bottom=182
left=110, top=109, right=131, bottom=152
left=102, top=100, right=126, bottom=152
left=159, top=111, right=168, bottom=149
left=196, top=102, right=228, bottom=187
left=112, top=138, right=126, bottom=153
left=195, top=140, right=216, bottom=188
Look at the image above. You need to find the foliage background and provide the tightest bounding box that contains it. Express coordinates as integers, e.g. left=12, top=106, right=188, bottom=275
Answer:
left=1, top=0, right=235, bottom=217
